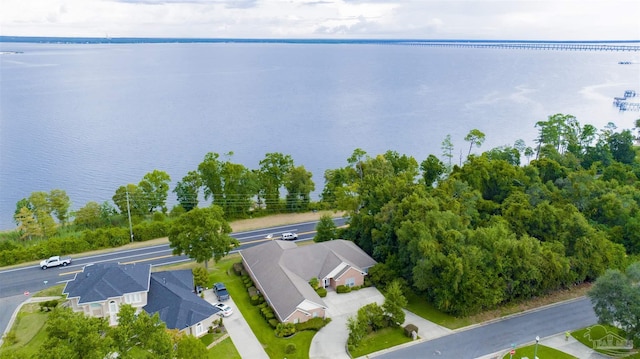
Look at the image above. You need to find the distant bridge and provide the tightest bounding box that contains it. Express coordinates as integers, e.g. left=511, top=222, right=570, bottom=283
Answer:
left=392, top=42, right=640, bottom=52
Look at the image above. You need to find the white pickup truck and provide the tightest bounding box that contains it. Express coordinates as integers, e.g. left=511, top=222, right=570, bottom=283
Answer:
left=40, top=256, right=72, bottom=270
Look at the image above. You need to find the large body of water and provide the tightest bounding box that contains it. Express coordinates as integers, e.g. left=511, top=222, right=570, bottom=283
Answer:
left=1, top=40, right=639, bottom=230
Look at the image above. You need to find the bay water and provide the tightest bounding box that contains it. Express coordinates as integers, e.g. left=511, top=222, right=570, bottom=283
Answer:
left=1, top=41, right=638, bottom=230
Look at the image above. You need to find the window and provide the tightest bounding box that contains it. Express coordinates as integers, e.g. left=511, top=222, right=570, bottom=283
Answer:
left=294, top=318, right=299, bottom=324
left=195, top=323, right=203, bottom=336
left=313, top=312, right=318, bottom=318
left=346, top=278, right=356, bottom=287
left=124, top=293, right=142, bottom=304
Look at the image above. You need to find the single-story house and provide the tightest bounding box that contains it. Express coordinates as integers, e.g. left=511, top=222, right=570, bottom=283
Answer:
left=62, top=263, right=219, bottom=337
left=240, top=239, right=376, bottom=324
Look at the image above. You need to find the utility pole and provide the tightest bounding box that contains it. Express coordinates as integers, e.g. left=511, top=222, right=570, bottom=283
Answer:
left=126, top=189, right=134, bottom=243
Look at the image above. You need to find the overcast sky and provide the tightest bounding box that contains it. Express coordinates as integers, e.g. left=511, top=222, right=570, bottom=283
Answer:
left=1, top=0, right=639, bottom=40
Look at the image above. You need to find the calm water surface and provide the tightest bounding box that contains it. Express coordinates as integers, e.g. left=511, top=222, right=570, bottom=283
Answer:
left=1, top=42, right=638, bottom=230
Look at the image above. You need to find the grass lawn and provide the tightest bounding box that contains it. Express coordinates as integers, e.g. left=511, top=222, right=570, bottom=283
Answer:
left=0, top=304, right=50, bottom=358
left=208, top=337, right=241, bottom=359
left=500, top=344, right=577, bottom=359
left=208, top=254, right=317, bottom=359
left=572, top=325, right=640, bottom=358
left=349, top=327, right=413, bottom=358
left=32, top=284, right=64, bottom=298
left=404, top=291, right=471, bottom=329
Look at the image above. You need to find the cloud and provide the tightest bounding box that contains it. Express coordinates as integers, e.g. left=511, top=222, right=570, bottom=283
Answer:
left=0, top=0, right=638, bottom=39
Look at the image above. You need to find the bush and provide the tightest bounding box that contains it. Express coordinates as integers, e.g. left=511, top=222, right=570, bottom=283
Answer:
left=336, top=285, right=352, bottom=293
left=268, top=319, right=279, bottom=328
left=2, top=330, right=18, bottom=345
left=39, top=299, right=59, bottom=312
left=309, top=277, right=319, bottom=288
left=233, top=262, right=244, bottom=275
left=275, top=323, right=296, bottom=338
left=250, top=295, right=261, bottom=306
left=285, top=343, right=297, bottom=354
left=248, top=286, right=258, bottom=297
left=404, top=324, right=419, bottom=338
left=295, top=317, right=330, bottom=332
left=315, top=287, right=327, bottom=297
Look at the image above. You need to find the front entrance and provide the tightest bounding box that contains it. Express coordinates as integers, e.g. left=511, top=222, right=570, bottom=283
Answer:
left=108, top=300, right=118, bottom=325
left=323, top=278, right=330, bottom=288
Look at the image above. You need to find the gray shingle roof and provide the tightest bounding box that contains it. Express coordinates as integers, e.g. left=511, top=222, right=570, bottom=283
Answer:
left=240, top=239, right=376, bottom=321
left=144, top=270, right=220, bottom=330
left=63, top=263, right=150, bottom=304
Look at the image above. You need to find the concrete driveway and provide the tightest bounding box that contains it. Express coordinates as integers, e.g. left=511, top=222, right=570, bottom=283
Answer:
left=310, top=287, right=385, bottom=359
left=309, top=287, right=453, bottom=359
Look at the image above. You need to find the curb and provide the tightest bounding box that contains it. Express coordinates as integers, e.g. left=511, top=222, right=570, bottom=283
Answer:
left=453, top=296, right=588, bottom=333
left=0, top=296, right=63, bottom=347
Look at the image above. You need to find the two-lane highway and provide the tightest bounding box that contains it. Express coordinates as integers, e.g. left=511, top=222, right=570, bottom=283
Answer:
left=0, top=217, right=347, bottom=299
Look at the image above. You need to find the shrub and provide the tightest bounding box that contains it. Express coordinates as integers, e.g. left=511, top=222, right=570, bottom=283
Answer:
left=275, top=323, right=296, bottom=338
left=2, top=331, right=18, bottom=345
left=265, top=312, right=275, bottom=320
left=250, top=295, right=261, bottom=306
left=315, top=287, right=327, bottom=297
left=309, top=277, right=319, bottom=289
left=245, top=281, right=254, bottom=289
left=285, top=343, right=297, bottom=354
left=233, top=262, right=244, bottom=275
left=404, top=324, right=419, bottom=338
left=247, top=286, right=258, bottom=297
left=39, top=299, right=59, bottom=312
left=336, top=285, right=352, bottom=293
left=268, top=319, right=279, bottom=328
left=294, top=317, right=330, bottom=332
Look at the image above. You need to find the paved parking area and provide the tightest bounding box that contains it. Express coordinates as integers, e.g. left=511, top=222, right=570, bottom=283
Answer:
left=309, top=287, right=453, bottom=359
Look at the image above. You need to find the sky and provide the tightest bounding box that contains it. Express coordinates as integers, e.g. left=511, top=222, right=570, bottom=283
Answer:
left=1, top=0, right=639, bottom=40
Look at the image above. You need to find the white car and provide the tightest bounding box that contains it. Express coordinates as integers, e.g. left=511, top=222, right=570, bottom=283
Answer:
left=281, top=232, right=298, bottom=240
left=214, top=303, right=233, bottom=317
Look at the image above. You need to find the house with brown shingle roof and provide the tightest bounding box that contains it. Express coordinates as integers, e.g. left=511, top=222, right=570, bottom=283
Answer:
left=239, top=239, right=376, bottom=324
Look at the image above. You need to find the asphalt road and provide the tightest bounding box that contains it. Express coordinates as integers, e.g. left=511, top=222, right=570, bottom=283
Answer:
left=376, top=296, right=598, bottom=359
left=0, top=217, right=347, bottom=337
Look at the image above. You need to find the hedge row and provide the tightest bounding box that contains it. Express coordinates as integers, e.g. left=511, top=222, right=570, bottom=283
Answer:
left=0, top=220, right=170, bottom=267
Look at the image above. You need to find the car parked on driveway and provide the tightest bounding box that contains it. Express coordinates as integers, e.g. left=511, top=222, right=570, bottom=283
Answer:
left=214, top=303, right=233, bottom=317
left=213, top=282, right=230, bottom=301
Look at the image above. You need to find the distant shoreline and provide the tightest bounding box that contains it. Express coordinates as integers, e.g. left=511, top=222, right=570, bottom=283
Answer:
left=1, top=36, right=639, bottom=46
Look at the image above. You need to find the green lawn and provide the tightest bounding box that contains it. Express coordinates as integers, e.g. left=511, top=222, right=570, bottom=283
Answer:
left=32, top=284, right=64, bottom=298
left=501, top=344, right=577, bottom=359
left=208, top=255, right=317, bottom=359
left=404, top=291, right=471, bottom=329
left=349, top=327, right=413, bottom=358
left=572, top=325, right=640, bottom=358
left=0, top=304, right=50, bottom=358
left=208, top=337, right=241, bottom=359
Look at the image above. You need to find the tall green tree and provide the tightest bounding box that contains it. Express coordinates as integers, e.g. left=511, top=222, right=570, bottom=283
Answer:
left=168, top=206, right=239, bottom=269
left=175, top=334, right=208, bottom=359
left=588, top=263, right=640, bottom=341
left=464, top=129, right=486, bottom=157
left=420, top=154, right=446, bottom=188
left=73, top=201, right=103, bottom=229
left=113, top=184, right=146, bottom=217
left=139, top=170, right=171, bottom=213
left=284, top=165, right=315, bottom=212
left=259, top=152, right=294, bottom=211
left=174, top=170, right=202, bottom=212
left=441, top=134, right=454, bottom=170
left=14, top=206, right=41, bottom=240
left=44, top=307, right=112, bottom=359
left=48, top=189, right=71, bottom=225
left=314, top=214, right=337, bottom=242
left=383, top=280, right=407, bottom=326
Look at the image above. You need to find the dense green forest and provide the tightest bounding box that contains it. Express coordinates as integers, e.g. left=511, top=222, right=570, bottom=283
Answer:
left=4, top=114, right=640, bottom=318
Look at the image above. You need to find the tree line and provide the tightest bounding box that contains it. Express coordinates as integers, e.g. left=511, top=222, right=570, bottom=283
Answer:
left=6, top=114, right=640, bottom=319
left=333, top=115, right=640, bottom=316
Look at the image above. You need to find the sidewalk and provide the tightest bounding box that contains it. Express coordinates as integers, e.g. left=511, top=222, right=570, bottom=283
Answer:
left=476, top=332, right=607, bottom=359
left=202, top=290, right=269, bottom=359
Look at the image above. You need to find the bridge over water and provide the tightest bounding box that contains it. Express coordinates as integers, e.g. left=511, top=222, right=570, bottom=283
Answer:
left=392, top=41, right=640, bottom=52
